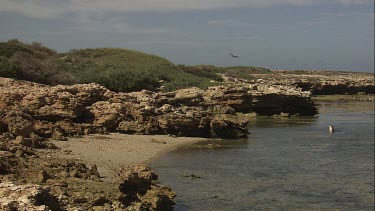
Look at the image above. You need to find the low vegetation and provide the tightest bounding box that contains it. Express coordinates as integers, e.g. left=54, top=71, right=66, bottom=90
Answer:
left=223, top=66, right=271, bottom=80
left=0, top=39, right=270, bottom=92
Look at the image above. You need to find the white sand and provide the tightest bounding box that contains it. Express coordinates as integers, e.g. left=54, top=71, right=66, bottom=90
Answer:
left=52, top=133, right=207, bottom=181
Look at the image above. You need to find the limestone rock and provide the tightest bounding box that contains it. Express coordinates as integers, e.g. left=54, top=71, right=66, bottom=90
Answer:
left=210, top=114, right=249, bottom=139
left=117, top=164, right=175, bottom=210
left=0, top=151, right=16, bottom=174
left=90, top=101, right=126, bottom=130
left=51, top=129, right=66, bottom=141
left=1, top=111, right=35, bottom=137
left=204, top=86, right=253, bottom=112
left=0, top=182, right=61, bottom=211
left=168, top=87, right=204, bottom=105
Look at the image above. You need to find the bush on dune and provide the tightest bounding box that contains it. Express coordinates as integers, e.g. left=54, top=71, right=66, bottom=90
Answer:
left=0, top=39, right=271, bottom=92
left=0, top=39, right=75, bottom=85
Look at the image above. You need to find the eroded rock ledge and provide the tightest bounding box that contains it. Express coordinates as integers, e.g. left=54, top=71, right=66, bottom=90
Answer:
left=0, top=77, right=317, bottom=140
left=249, top=70, right=375, bottom=95
left=0, top=77, right=318, bottom=210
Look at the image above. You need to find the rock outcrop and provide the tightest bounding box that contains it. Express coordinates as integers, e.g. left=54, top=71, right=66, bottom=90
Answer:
left=0, top=182, right=61, bottom=211
left=117, top=164, right=176, bottom=210
left=0, top=76, right=320, bottom=140
left=0, top=129, right=174, bottom=210
left=249, top=70, right=375, bottom=95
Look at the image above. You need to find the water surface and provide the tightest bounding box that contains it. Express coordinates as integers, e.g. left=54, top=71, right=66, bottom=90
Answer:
left=151, top=102, right=374, bottom=210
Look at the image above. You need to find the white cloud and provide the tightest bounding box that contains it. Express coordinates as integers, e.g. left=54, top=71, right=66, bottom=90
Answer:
left=1, top=0, right=372, bottom=19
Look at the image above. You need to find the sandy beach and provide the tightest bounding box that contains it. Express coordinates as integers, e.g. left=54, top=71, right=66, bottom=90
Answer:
left=52, top=133, right=208, bottom=181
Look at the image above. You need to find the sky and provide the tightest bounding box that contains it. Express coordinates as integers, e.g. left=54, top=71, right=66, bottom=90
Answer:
left=0, top=0, right=374, bottom=72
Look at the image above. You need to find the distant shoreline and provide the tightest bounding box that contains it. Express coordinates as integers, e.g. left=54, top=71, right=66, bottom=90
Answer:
left=311, top=94, right=374, bottom=102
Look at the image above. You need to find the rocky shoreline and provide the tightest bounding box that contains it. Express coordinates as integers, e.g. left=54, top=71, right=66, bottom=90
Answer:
left=251, top=70, right=374, bottom=95
left=0, top=70, right=373, bottom=210
left=0, top=76, right=319, bottom=140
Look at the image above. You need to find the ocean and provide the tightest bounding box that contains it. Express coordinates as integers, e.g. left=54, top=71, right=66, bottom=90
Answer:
left=151, top=101, right=375, bottom=210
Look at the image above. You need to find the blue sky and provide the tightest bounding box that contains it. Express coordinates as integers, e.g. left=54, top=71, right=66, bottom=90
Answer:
left=0, top=0, right=374, bottom=72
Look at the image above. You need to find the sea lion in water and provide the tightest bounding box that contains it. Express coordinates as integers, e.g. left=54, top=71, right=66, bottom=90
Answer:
left=328, top=125, right=335, bottom=133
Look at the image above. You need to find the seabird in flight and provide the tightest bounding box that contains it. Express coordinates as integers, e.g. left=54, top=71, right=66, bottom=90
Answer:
left=228, top=53, right=239, bottom=58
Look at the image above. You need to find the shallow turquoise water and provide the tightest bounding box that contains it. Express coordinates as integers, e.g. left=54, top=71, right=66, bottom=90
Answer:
left=151, top=102, right=374, bottom=210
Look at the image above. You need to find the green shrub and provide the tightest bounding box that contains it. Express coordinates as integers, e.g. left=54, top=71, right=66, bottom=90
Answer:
left=0, top=40, right=271, bottom=92
left=223, top=66, right=271, bottom=80
left=179, top=65, right=224, bottom=82
left=0, top=56, right=20, bottom=78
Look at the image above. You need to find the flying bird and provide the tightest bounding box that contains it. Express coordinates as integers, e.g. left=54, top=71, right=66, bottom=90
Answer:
left=228, top=53, right=239, bottom=58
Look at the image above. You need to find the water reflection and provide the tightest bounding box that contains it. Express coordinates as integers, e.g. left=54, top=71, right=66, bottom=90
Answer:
left=248, top=116, right=318, bottom=129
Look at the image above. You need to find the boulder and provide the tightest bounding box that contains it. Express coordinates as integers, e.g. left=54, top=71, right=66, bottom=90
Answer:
left=210, top=114, right=249, bottom=139
left=165, top=87, right=204, bottom=106
left=117, top=164, right=158, bottom=195
left=1, top=111, right=35, bottom=137
left=204, top=86, right=253, bottom=112
left=0, top=151, right=16, bottom=174
left=51, top=129, right=66, bottom=141
left=157, top=107, right=211, bottom=137
left=117, top=164, right=175, bottom=210
left=90, top=101, right=126, bottom=130
left=117, top=118, right=159, bottom=135
left=0, top=182, right=61, bottom=211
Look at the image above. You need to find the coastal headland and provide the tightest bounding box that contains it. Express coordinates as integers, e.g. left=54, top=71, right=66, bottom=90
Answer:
left=0, top=40, right=374, bottom=210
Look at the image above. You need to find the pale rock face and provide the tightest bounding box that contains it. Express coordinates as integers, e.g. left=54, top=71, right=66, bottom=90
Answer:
left=0, top=76, right=321, bottom=139
left=117, top=164, right=176, bottom=210
left=0, top=182, right=59, bottom=211
left=1, top=111, right=35, bottom=137
left=247, top=70, right=374, bottom=95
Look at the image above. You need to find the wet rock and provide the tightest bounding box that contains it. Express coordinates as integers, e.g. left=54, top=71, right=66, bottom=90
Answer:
left=210, top=114, right=249, bottom=139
